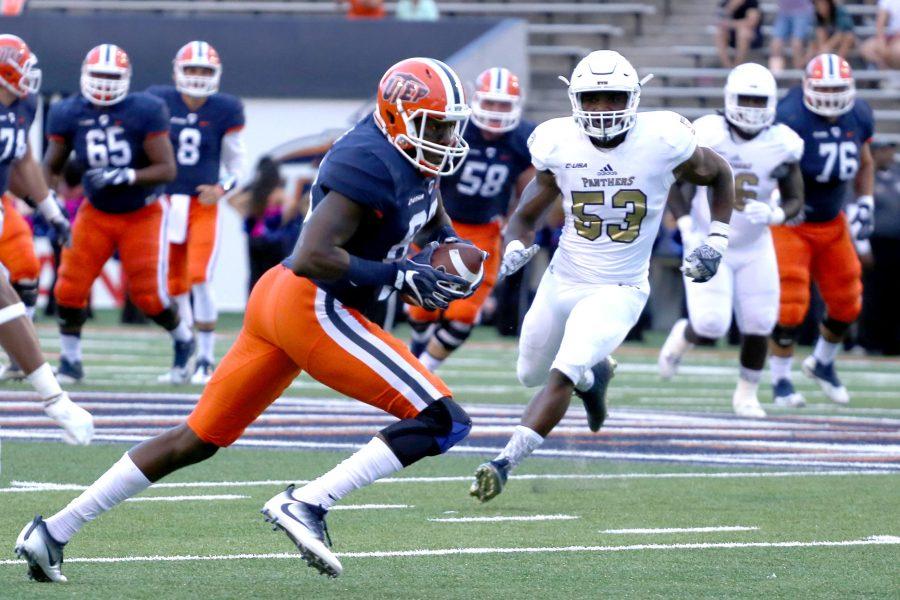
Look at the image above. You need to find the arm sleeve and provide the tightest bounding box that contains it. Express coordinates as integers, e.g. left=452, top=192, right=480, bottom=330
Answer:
left=666, top=113, right=698, bottom=170
left=317, top=148, right=394, bottom=212
left=45, top=102, right=72, bottom=142
left=221, top=129, right=246, bottom=181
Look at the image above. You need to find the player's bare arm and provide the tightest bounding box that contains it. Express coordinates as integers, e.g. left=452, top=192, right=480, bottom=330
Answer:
left=775, top=161, right=804, bottom=221
left=855, top=142, right=874, bottom=197
left=42, top=137, right=70, bottom=189
left=498, top=170, right=560, bottom=278
left=673, top=145, right=735, bottom=224
left=666, top=181, right=696, bottom=220
left=847, top=141, right=876, bottom=240
left=9, top=144, right=50, bottom=201
left=136, top=133, right=176, bottom=185
left=289, top=191, right=365, bottom=280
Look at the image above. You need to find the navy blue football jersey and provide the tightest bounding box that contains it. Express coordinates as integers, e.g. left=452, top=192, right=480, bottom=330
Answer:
left=295, top=113, right=439, bottom=309
left=441, top=120, right=535, bottom=224
left=777, top=86, right=875, bottom=222
left=47, top=93, right=170, bottom=214
left=0, top=95, right=36, bottom=195
left=146, top=85, right=244, bottom=196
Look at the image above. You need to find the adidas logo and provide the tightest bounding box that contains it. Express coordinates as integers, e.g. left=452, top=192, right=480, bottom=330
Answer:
left=598, top=164, right=617, bottom=175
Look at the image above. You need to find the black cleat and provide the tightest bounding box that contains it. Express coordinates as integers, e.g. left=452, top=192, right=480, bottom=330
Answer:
left=575, top=356, right=617, bottom=432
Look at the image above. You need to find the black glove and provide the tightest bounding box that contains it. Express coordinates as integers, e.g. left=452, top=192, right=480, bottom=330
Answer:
left=397, top=242, right=470, bottom=310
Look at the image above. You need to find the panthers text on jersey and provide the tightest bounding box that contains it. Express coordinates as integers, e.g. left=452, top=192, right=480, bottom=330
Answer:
left=146, top=85, right=244, bottom=195
left=776, top=85, right=874, bottom=222
left=288, top=113, right=439, bottom=309
left=0, top=95, right=35, bottom=195
left=441, top=120, right=535, bottom=224
left=528, top=111, right=697, bottom=285
left=690, top=114, right=804, bottom=247
left=47, top=93, right=170, bottom=214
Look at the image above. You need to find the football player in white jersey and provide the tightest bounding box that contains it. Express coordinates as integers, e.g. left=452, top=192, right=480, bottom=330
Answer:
left=658, top=63, right=805, bottom=418
left=469, top=50, right=736, bottom=502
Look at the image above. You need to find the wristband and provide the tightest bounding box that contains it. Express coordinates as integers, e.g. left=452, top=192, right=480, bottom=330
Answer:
left=37, top=192, right=63, bottom=222
left=706, top=220, right=730, bottom=253
left=770, top=206, right=786, bottom=226
left=219, top=174, right=238, bottom=193
left=347, top=256, right=401, bottom=289
left=856, top=195, right=873, bottom=207
left=124, top=168, right=137, bottom=185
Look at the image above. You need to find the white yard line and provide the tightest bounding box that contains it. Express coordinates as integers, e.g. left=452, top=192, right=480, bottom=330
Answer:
left=331, top=504, right=412, bottom=511
left=0, top=536, right=897, bottom=566
left=126, top=495, right=249, bottom=503
left=428, top=514, right=578, bottom=523
left=602, top=526, right=759, bottom=534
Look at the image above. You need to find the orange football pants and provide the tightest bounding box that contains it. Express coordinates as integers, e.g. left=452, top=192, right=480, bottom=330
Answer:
left=167, top=197, right=219, bottom=297
left=0, top=195, right=40, bottom=283
left=771, top=214, right=862, bottom=327
left=187, top=265, right=452, bottom=447
left=54, top=200, right=169, bottom=316
left=407, top=220, right=502, bottom=325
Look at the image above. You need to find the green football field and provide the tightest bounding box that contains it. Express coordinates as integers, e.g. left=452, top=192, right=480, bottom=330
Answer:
left=1, top=313, right=898, bottom=598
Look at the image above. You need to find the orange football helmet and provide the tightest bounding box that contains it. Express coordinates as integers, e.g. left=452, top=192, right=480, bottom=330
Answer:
left=803, top=53, right=855, bottom=117
left=0, top=34, right=40, bottom=98
left=81, top=44, right=131, bottom=106
left=471, top=67, right=522, bottom=133
left=374, top=57, right=470, bottom=177
left=174, top=41, right=222, bottom=97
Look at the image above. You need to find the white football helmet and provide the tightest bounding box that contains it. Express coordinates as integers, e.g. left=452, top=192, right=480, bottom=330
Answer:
left=724, top=63, right=777, bottom=134
left=174, top=41, right=222, bottom=97
left=563, top=50, right=642, bottom=141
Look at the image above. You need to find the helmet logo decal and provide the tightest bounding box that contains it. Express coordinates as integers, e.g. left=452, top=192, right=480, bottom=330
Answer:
left=0, top=46, right=20, bottom=63
left=382, top=72, right=429, bottom=104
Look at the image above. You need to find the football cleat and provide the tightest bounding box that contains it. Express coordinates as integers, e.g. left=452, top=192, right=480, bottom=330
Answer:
left=43, top=393, right=94, bottom=446
left=802, top=356, right=849, bottom=404
left=772, top=378, right=806, bottom=408
left=469, top=458, right=510, bottom=503
left=190, top=359, right=215, bottom=385
left=56, top=357, right=83, bottom=384
left=732, top=387, right=766, bottom=418
left=0, top=359, right=26, bottom=381
left=658, top=318, right=690, bottom=380
left=158, top=338, right=196, bottom=385
left=261, top=485, right=342, bottom=578
left=575, top=356, right=617, bottom=432
left=14, top=516, right=67, bottom=583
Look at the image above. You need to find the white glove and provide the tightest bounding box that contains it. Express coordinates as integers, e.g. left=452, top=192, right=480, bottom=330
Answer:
left=499, top=239, right=539, bottom=280
left=847, top=195, right=874, bottom=240
left=743, top=201, right=786, bottom=226
left=85, top=167, right=136, bottom=189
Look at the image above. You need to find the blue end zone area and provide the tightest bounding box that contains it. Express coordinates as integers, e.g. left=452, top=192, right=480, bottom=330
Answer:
left=2, top=391, right=898, bottom=472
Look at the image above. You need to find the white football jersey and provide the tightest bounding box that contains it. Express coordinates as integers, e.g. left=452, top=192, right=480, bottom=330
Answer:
left=529, top=111, right=697, bottom=285
left=690, top=114, right=804, bottom=248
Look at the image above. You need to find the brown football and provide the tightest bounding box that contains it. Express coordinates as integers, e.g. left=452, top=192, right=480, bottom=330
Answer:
left=431, top=242, right=485, bottom=290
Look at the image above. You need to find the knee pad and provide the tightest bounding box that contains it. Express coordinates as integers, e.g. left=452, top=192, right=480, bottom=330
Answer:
left=822, top=285, right=862, bottom=324
left=379, top=397, right=472, bottom=466
left=150, top=305, right=180, bottom=331
left=517, top=357, right=547, bottom=388
left=12, top=279, right=38, bottom=308
left=690, top=313, right=729, bottom=340
left=57, top=305, right=88, bottom=334
left=434, top=320, right=472, bottom=352
left=191, top=282, right=217, bottom=323
left=822, top=317, right=852, bottom=338
left=771, top=324, right=798, bottom=349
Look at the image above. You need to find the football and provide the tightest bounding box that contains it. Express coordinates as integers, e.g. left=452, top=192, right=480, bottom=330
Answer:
left=431, top=241, right=485, bottom=293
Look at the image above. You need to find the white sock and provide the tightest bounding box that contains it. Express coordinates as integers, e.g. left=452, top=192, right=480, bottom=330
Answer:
left=736, top=370, right=760, bottom=398
left=45, top=453, right=151, bottom=544
left=169, top=318, right=193, bottom=343
left=294, top=437, right=403, bottom=510
left=770, top=355, right=793, bottom=384
left=197, top=330, right=215, bottom=363
left=574, top=368, right=594, bottom=392
left=739, top=366, right=762, bottom=384
left=812, top=336, right=841, bottom=366
left=174, top=293, right=193, bottom=330
left=25, top=305, right=35, bottom=320
left=60, top=334, right=82, bottom=363
left=497, top=425, right=544, bottom=469
left=418, top=351, right=444, bottom=373
left=26, top=363, right=63, bottom=401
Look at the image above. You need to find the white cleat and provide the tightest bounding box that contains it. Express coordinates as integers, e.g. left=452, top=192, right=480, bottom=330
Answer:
left=261, top=485, right=342, bottom=578
left=157, top=367, right=191, bottom=385
left=43, top=393, right=94, bottom=446
left=14, top=516, right=67, bottom=582
left=772, top=378, right=806, bottom=408
left=802, top=356, right=850, bottom=404
left=732, top=388, right=767, bottom=418
left=658, top=318, right=691, bottom=380
left=190, top=359, right=214, bottom=385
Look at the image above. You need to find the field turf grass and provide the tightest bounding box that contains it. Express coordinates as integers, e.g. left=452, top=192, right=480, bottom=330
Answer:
left=0, top=311, right=897, bottom=598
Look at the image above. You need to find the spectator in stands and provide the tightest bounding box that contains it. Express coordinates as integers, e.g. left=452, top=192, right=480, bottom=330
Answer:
left=769, top=0, right=815, bottom=73
left=396, top=0, right=439, bottom=21
left=812, top=0, right=856, bottom=58
left=716, top=0, right=763, bottom=68
left=861, top=0, right=900, bottom=84
left=860, top=138, right=900, bottom=355
left=345, top=0, right=385, bottom=20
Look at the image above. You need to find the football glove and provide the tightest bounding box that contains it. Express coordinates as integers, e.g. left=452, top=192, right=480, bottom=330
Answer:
left=847, top=195, right=874, bottom=241
left=36, top=191, right=71, bottom=247
left=85, top=167, right=136, bottom=189
left=499, top=239, right=539, bottom=280
left=743, top=201, right=786, bottom=226
left=682, top=243, right=723, bottom=283
left=397, top=242, right=470, bottom=311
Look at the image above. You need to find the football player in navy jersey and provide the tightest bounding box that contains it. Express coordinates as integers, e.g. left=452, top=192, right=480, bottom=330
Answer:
left=408, top=67, right=536, bottom=372
left=768, top=54, right=876, bottom=407
left=17, top=57, right=479, bottom=581
left=148, top=41, right=246, bottom=384
left=0, top=34, right=93, bottom=444
left=44, top=44, right=193, bottom=384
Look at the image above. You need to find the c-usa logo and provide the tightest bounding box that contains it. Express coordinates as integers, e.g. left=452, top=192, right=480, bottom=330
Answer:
left=382, top=72, right=429, bottom=104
